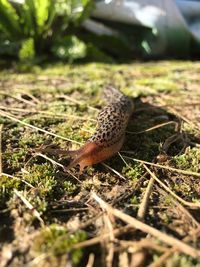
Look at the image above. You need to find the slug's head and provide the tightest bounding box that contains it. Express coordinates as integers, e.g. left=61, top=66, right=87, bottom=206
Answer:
left=65, top=136, right=124, bottom=172
left=65, top=142, right=101, bottom=172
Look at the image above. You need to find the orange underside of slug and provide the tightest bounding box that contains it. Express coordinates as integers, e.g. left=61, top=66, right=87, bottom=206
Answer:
left=65, top=136, right=125, bottom=172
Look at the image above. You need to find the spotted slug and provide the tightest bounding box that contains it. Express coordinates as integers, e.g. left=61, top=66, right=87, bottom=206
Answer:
left=43, top=86, right=133, bottom=171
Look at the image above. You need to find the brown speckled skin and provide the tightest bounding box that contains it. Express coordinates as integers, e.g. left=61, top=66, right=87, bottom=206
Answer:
left=65, top=86, right=133, bottom=171
left=40, top=86, right=133, bottom=171
left=90, top=86, right=133, bottom=147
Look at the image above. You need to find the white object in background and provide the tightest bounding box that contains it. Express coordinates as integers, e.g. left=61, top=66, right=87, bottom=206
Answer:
left=91, top=0, right=200, bottom=56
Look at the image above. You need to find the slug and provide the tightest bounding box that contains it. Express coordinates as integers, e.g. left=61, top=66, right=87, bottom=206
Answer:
left=42, top=86, right=133, bottom=172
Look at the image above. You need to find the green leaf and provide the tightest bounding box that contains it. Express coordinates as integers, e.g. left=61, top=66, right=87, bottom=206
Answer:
left=34, top=0, right=50, bottom=32
left=19, top=38, right=35, bottom=61
left=0, top=0, right=94, bottom=61
left=22, top=0, right=37, bottom=36
left=0, top=0, right=21, bottom=37
left=44, top=0, right=56, bottom=32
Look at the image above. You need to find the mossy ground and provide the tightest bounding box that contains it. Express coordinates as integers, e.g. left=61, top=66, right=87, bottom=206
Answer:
left=0, top=61, right=200, bottom=267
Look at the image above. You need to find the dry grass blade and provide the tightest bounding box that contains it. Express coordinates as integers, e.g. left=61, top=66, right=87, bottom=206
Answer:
left=103, top=213, right=115, bottom=267
left=0, top=124, right=3, bottom=175
left=51, top=207, right=89, bottom=213
left=0, top=110, right=82, bottom=144
left=26, top=253, right=48, bottom=267
left=122, top=155, right=200, bottom=177
left=148, top=249, right=175, bottom=267
left=13, top=189, right=44, bottom=225
left=36, top=152, right=65, bottom=169
left=118, top=153, right=154, bottom=265
left=36, top=153, right=82, bottom=184
left=86, top=253, right=95, bottom=267
left=0, top=92, right=37, bottom=106
left=58, top=94, right=99, bottom=112
left=15, top=90, right=41, bottom=104
left=137, top=176, right=155, bottom=220
left=158, top=99, right=200, bottom=133
left=119, top=251, right=129, bottom=267
left=102, top=163, right=126, bottom=181
left=119, top=239, right=168, bottom=253
left=126, top=121, right=177, bottom=134
left=156, top=186, right=200, bottom=228
left=91, top=192, right=200, bottom=258
left=118, top=152, right=154, bottom=220
left=143, top=164, right=200, bottom=208
left=148, top=227, right=200, bottom=267
left=72, top=225, right=134, bottom=249
left=2, top=172, right=34, bottom=188
left=0, top=105, right=96, bottom=121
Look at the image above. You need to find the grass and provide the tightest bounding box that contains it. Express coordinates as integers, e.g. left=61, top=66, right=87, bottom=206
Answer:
left=0, top=61, right=200, bottom=267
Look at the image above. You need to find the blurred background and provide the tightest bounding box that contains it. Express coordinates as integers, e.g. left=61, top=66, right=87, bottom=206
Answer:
left=0, top=0, right=200, bottom=66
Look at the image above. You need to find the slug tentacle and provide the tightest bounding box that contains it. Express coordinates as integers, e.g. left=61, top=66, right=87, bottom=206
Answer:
left=40, top=86, right=133, bottom=171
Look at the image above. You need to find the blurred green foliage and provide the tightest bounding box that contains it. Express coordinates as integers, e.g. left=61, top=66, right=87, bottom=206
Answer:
left=0, top=0, right=93, bottom=62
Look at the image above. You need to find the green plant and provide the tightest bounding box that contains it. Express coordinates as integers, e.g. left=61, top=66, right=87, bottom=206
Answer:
left=0, top=0, right=93, bottom=61
left=33, top=224, right=87, bottom=264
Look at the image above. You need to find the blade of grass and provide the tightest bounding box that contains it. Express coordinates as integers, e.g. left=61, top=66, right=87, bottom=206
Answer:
left=0, top=110, right=82, bottom=145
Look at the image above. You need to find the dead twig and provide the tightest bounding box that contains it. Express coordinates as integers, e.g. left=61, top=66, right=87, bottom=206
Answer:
left=91, top=192, right=200, bottom=258
left=137, top=176, right=155, bottom=221
left=72, top=225, right=135, bottom=250
left=148, top=227, right=200, bottom=267
left=86, top=253, right=95, bottom=267
left=119, top=251, right=129, bottom=267
left=118, top=239, right=168, bottom=253
left=103, top=213, right=115, bottom=267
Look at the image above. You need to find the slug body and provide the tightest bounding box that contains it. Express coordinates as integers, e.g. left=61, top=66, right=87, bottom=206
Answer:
left=44, top=87, right=133, bottom=171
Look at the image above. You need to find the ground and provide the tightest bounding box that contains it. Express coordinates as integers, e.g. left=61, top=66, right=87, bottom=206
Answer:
left=0, top=61, right=200, bottom=267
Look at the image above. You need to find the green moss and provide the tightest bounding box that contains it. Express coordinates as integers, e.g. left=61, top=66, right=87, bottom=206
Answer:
left=12, top=164, right=55, bottom=212
left=33, top=224, right=87, bottom=264
left=173, top=183, right=192, bottom=196
left=62, top=181, right=77, bottom=195
left=130, top=195, right=139, bottom=205
left=135, top=77, right=178, bottom=93
left=165, top=252, right=200, bottom=267
left=0, top=175, right=21, bottom=202
left=12, top=149, right=27, bottom=164
left=23, top=163, right=56, bottom=195
left=174, top=147, right=200, bottom=173
left=19, top=132, right=46, bottom=148
left=53, top=122, right=87, bottom=143
left=122, top=163, right=143, bottom=180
